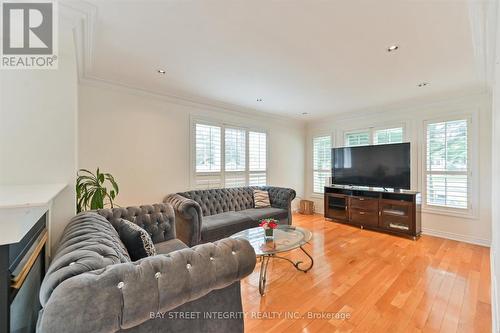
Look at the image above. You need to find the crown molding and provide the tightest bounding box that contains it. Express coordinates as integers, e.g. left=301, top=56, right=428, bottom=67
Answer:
left=65, top=0, right=493, bottom=127
left=60, top=1, right=96, bottom=76
left=79, top=75, right=305, bottom=127
left=63, top=1, right=303, bottom=125
left=468, top=0, right=498, bottom=88
left=307, top=86, right=489, bottom=126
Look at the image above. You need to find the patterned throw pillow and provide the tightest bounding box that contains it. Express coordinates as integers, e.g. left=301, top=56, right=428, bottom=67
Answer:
left=254, top=189, right=271, bottom=208
left=115, top=218, right=156, bottom=261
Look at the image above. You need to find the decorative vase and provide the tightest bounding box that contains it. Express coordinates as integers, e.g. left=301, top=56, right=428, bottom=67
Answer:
left=264, top=228, right=274, bottom=240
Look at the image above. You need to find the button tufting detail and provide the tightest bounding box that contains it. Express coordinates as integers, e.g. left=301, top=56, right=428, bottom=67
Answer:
left=117, top=282, right=124, bottom=289
left=231, top=251, right=236, bottom=255
left=155, top=272, right=161, bottom=279
left=210, top=257, right=214, bottom=261
left=186, top=263, right=192, bottom=269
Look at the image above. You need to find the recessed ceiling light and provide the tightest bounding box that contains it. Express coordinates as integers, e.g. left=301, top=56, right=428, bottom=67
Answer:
left=387, top=45, right=399, bottom=52
left=256, top=98, right=263, bottom=102
left=417, top=82, right=429, bottom=87
left=301, top=112, right=309, bottom=115
left=157, top=69, right=166, bottom=74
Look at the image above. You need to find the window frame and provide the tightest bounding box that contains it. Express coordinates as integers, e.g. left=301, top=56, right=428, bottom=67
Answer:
left=421, top=114, right=477, bottom=218
left=190, top=117, right=269, bottom=189
left=312, top=134, right=334, bottom=195
left=343, top=123, right=406, bottom=147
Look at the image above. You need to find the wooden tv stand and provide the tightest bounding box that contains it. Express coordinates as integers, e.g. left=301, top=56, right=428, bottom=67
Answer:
left=324, top=185, right=421, bottom=239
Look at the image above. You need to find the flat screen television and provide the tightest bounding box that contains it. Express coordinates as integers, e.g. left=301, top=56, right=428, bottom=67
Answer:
left=332, top=142, right=410, bottom=189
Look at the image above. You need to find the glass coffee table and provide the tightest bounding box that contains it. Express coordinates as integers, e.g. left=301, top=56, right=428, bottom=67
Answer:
left=231, top=225, right=313, bottom=295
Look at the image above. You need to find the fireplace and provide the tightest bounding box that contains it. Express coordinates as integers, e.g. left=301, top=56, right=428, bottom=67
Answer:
left=0, top=214, right=47, bottom=333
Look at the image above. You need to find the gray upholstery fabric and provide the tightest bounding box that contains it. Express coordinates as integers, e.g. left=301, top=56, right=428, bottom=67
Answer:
left=155, top=238, right=188, bottom=255
left=97, top=203, right=175, bottom=244
left=165, top=186, right=296, bottom=246
left=163, top=194, right=203, bottom=246
left=120, top=282, right=243, bottom=333
left=239, top=207, right=288, bottom=223
left=38, top=209, right=256, bottom=333
left=202, top=212, right=255, bottom=243
left=40, top=212, right=131, bottom=306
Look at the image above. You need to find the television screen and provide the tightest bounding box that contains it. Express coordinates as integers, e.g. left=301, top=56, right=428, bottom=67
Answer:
left=332, top=143, right=410, bottom=189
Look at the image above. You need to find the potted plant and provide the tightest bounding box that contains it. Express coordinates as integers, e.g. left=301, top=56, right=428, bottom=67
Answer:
left=259, top=218, right=279, bottom=240
left=76, top=168, right=119, bottom=213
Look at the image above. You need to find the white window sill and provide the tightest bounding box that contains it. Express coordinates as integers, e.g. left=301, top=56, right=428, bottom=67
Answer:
left=310, top=193, right=324, bottom=199
left=421, top=206, right=478, bottom=220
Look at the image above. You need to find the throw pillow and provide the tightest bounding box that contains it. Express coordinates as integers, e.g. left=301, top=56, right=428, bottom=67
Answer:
left=254, top=189, right=271, bottom=208
left=115, top=218, right=157, bottom=261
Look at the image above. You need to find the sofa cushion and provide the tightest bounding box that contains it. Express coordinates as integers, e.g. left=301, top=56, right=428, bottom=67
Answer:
left=155, top=238, right=188, bottom=255
left=239, top=207, right=288, bottom=223
left=115, top=218, right=157, bottom=261
left=253, top=189, right=271, bottom=208
left=202, top=212, right=256, bottom=242
left=97, top=204, right=175, bottom=244
left=180, top=187, right=256, bottom=216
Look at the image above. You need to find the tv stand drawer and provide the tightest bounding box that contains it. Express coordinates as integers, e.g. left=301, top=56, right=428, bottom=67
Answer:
left=350, top=197, right=378, bottom=211
left=350, top=208, right=378, bottom=226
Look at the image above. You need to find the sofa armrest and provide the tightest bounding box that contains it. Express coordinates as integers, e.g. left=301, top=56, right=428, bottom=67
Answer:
left=38, top=238, right=256, bottom=333
left=265, top=186, right=296, bottom=210
left=164, top=194, right=203, bottom=246
left=263, top=186, right=296, bottom=224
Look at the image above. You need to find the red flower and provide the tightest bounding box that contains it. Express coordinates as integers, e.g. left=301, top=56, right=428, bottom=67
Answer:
left=268, top=221, right=278, bottom=229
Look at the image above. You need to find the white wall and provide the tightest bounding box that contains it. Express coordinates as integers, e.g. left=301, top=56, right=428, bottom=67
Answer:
left=0, top=21, right=78, bottom=252
left=78, top=82, right=305, bottom=207
left=490, top=3, right=500, bottom=331
left=305, top=92, right=492, bottom=246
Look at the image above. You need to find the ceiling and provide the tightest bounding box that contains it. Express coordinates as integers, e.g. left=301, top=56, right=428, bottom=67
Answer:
left=79, top=0, right=486, bottom=119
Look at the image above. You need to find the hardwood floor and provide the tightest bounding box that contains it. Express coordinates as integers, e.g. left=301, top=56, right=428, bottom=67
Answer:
left=241, top=213, right=491, bottom=333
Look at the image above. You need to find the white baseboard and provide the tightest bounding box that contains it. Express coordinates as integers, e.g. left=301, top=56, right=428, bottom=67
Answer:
left=491, top=248, right=499, bottom=333
left=421, top=227, right=491, bottom=247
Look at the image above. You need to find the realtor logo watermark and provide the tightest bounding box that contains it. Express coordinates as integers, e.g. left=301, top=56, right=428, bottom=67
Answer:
left=1, top=0, right=58, bottom=69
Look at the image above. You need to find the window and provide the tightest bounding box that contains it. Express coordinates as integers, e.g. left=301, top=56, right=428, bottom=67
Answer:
left=425, top=119, right=469, bottom=210
left=224, top=128, right=246, bottom=187
left=374, top=127, right=404, bottom=145
left=313, top=136, right=332, bottom=193
left=345, top=126, right=404, bottom=147
left=193, top=121, right=267, bottom=189
left=345, top=131, right=370, bottom=147
left=249, top=131, right=267, bottom=186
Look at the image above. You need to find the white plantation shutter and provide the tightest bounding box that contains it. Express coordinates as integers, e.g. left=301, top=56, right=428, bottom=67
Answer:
left=313, top=136, right=332, bottom=193
left=193, top=122, right=267, bottom=188
left=425, top=119, right=469, bottom=210
left=374, top=127, right=403, bottom=145
left=249, top=131, right=267, bottom=186
left=345, top=131, right=370, bottom=147
left=225, top=128, right=246, bottom=172
left=195, top=124, right=221, bottom=172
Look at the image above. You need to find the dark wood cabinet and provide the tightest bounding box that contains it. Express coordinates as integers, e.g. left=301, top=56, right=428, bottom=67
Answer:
left=324, top=185, right=421, bottom=239
left=324, top=193, right=349, bottom=221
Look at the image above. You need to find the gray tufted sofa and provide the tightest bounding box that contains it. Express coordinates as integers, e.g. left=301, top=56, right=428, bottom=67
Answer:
left=165, top=186, right=296, bottom=246
left=37, top=205, right=256, bottom=333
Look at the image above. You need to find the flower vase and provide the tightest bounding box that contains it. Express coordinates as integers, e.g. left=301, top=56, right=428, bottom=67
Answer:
left=264, top=228, right=274, bottom=240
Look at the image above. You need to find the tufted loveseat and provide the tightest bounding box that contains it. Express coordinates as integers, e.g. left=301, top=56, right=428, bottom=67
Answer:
left=165, top=186, right=296, bottom=246
left=37, top=204, right=256, bottom=333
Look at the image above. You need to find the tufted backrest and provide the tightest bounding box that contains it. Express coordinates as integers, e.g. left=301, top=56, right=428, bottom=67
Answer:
left=40, top=212, right=131, bottom=306
left=96, top=203, right=175, bottom=244
left=179, top=187, right=265, bottom=217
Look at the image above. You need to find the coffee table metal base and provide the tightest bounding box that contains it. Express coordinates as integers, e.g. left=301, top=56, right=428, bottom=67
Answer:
left=258, top=244, right=314, bottom=296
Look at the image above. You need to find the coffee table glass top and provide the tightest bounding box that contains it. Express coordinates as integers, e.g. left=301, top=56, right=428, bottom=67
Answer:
left=230, top=225, right=312, bottom=256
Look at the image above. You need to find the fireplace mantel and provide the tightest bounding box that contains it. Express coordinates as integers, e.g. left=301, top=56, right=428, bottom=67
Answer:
left=0, top=184, right=66, bottom=246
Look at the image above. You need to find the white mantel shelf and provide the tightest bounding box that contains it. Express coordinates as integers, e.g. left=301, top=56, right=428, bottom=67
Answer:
left=0, top=184, right=67, bottom=245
